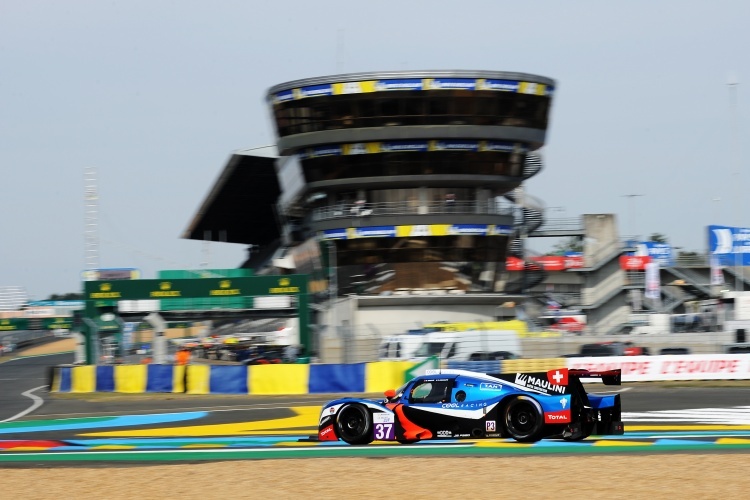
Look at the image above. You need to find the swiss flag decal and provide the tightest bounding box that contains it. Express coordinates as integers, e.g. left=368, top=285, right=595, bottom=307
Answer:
left=547, top=368, right=568, bottom=386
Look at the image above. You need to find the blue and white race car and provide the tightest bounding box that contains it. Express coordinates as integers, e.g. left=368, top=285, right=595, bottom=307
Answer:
left=317, top=368, right=623, bottom=444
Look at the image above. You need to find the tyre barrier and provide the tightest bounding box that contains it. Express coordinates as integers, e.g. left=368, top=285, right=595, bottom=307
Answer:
left=50, top=354, right=750, bottom=396
left=50, top=361, right=416, bottom=395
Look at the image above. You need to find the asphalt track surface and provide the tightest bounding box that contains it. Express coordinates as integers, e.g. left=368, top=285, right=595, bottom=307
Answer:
left=1, top=352, right=750, bottom=463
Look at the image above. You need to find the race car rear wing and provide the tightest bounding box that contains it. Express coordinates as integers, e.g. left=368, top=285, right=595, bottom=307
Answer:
left=569, top=368, right=621, bottom=386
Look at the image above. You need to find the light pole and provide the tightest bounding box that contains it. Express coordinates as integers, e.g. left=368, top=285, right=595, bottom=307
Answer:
left=728, top=76, right=743, bottom=291
left=622, top=194, right=644, bottom=241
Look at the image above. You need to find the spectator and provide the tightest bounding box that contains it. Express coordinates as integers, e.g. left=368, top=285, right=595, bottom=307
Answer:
left=175, top=347, right=191, bottom=365
left=444, top=193, right=456, bottom=212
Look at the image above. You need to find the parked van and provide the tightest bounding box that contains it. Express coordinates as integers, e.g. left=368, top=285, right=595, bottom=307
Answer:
left=411, top=330, right=522, bottom=361
left=379, top=334, right=427, bottom=360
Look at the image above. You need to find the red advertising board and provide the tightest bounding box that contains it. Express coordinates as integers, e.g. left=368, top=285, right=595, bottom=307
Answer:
left=619, top=255, right=651, bottom=270
left=506, top=255, right=584, bottom=271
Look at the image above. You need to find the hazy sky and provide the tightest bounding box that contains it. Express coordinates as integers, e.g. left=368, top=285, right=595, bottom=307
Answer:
left=2, top=0, right=748, bottom=300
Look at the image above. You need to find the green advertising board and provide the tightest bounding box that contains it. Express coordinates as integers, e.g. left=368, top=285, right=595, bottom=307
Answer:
left=82, top=275, right=310, bottom=364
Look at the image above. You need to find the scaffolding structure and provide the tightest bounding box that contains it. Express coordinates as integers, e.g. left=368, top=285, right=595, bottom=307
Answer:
left=84, top=167, right=99, bottom=272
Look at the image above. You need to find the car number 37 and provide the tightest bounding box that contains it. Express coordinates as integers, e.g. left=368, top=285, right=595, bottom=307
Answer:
left=374, top=422, right=394, bottom=440
left=372, top=413, right=396, bottom=440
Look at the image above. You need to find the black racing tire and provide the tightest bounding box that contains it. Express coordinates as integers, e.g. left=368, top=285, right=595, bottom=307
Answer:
left=504, top=396, right=545, bottom=443
left=336, top=404, right=374, bottom=445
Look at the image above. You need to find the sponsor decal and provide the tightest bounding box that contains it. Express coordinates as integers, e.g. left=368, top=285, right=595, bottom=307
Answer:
left=319, top=424, right=337, bottom=441
left=437, top=430, right=452, bottom=438
left=490, top=224, right=513, bottom=236
left=478, top=79, right=520, bottom=92
left=373, top=412, right=395, bottom=424
left=150, top=281, right=181, bottom=298
left=89, top=282, right=122, bottom=299
left=559, top=396, right=569, bottom=409
left=379, top=141, right=429, bottom=152
left=209, top=279, right=240, bottom=296
left=515, top=373, right=566, bottom=394
left=322, top=229, right=348, bottom=240
left=375, top=79, right=423, bottom=91
left=448, top=224, right=488, bottom=236
left=486, top=420, right=496, bottom=432
left=273, top=90, right=294, bottom=103
left=269, top=277, right=300, bottom=294
left=297, top=84, right=333, bottom=98
left=345, top=143, right=368, bottom=155
left=430, top=140, right=479, bottom=151
left=547, top=369, right=568, bottom=386
left=479, top=140, right=519, bottom=152
left=426, top=78, right=477, bottom=90
left=339, top=81, right=365, bottom=94
left=544, top=410, right=571, bottom=424
left=353, top=226, right=397, bottom=238
left=441, top=402, right=488, bottom=409
left=479, top=382, right=503, bottom=391
left=310, top=145, right=342, bottom=157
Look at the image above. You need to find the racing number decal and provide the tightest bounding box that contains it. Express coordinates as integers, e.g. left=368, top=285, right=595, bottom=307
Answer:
left=373, top=412, right=396, bottom=440
left=374, top=423, right=394, bottom=440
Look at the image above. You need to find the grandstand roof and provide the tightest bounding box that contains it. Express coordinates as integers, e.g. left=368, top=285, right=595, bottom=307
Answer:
left=182, top=147, right=281, bottom=246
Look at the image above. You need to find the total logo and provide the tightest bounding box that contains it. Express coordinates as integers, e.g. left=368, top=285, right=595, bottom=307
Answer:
left=544, top=410, right=571, bottom=424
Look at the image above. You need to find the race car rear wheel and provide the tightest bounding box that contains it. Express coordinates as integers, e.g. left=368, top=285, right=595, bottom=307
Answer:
left=336, top=404, right=374, bottom=445
left=504, top=396, right=544, bottom=442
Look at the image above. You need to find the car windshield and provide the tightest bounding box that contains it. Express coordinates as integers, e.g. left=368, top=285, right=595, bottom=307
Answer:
left=414, top=342, right=445, bottom=357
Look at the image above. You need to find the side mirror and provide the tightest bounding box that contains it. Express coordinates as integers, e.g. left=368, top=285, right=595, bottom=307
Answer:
left=384, top=389, right=396, bottom=399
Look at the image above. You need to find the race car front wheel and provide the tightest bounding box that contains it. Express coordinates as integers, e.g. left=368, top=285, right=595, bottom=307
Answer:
left=504, top=396, right=544, bottom=442
left=336, top=404, right=374, bottom=445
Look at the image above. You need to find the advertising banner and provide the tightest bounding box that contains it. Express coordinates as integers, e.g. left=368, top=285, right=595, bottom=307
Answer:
left=644, top=261, right=661, bottom=300
left=636, top=241, right=675, bottom=267
left=708, top=225, right=750, bottom=266
left=506, top=255, right=584, bottom=272
left=710, top=254, right=725, bottom=285
left=271, top=78, right=553, bottom=103
left=619, top=255, right=651, bottom=270
left=425, top=78, right=476, bottom=90
left=374, top=79, right=423, bottom=91
left=566, top=355, right=750, bottom=381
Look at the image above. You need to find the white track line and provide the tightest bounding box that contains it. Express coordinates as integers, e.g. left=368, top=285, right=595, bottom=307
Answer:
left=0, top=385, right=47, bottom=423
